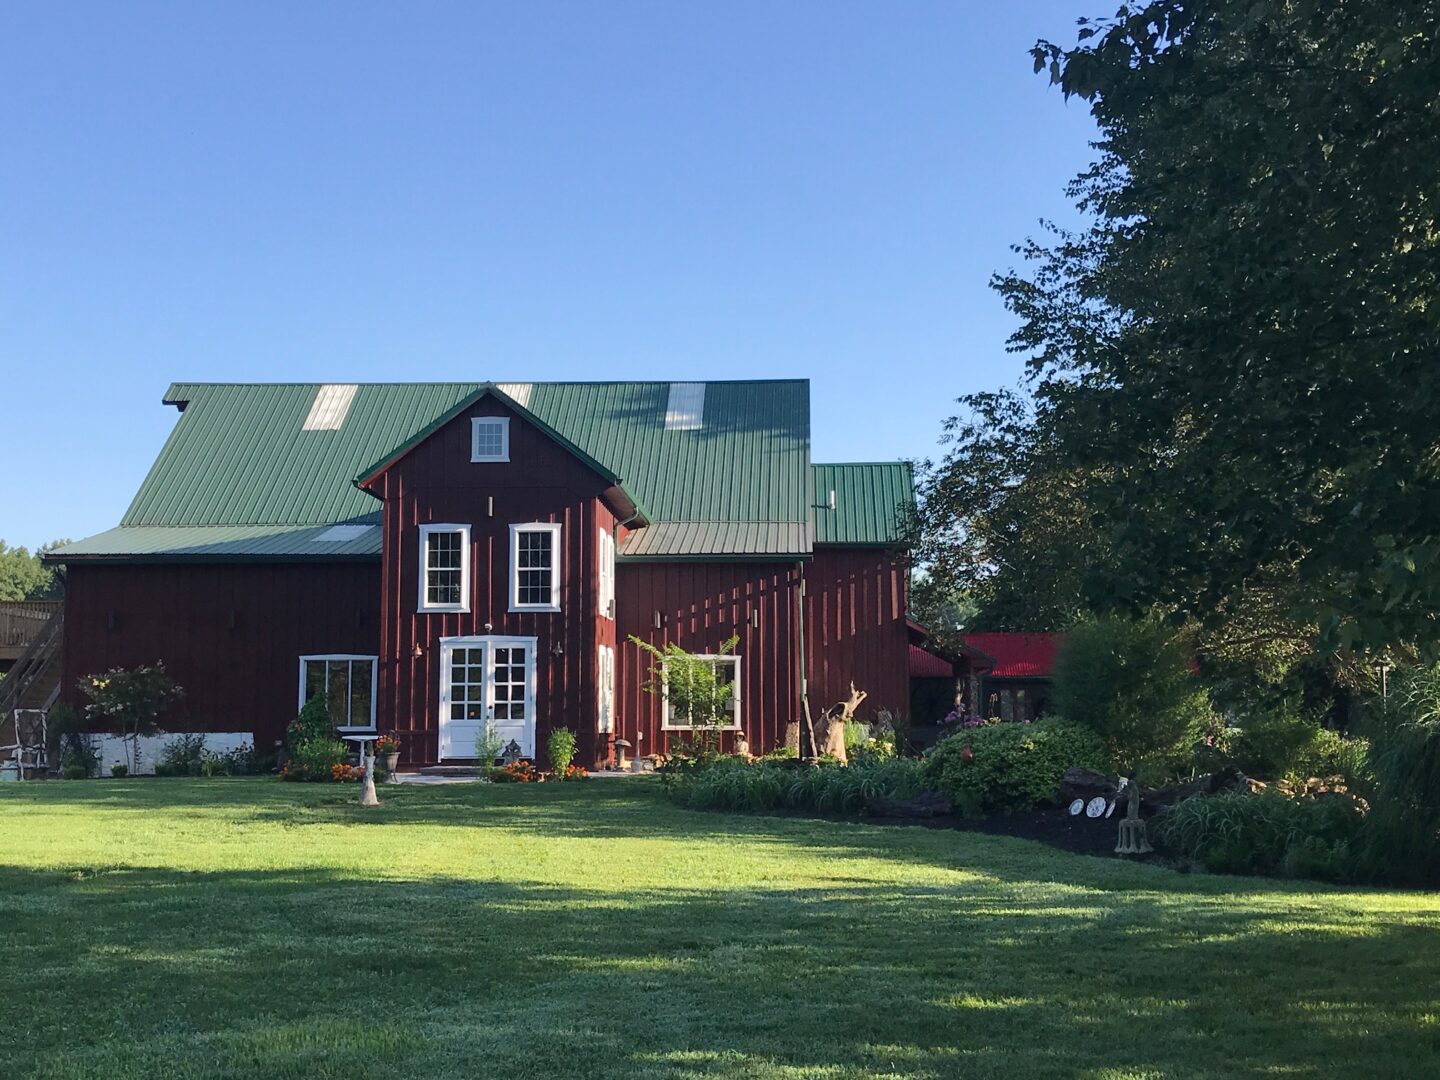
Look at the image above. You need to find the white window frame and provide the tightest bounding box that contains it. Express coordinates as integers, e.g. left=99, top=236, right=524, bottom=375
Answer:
left=661, top=653, right=742, bottom=731
left=418, top=523, right=471, bottom=613
left=509, top=522, right=562, bottom=613
left=597, top=643, right=615, bottom=733
left=297, top=654, right=378, bottom=732
left=470, top=416, right=511, bottom=462
left=598, top=527, right=615, bottom=620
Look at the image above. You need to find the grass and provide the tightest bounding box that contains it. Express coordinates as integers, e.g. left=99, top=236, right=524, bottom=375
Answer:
left=1, top=779, right=1438, bottom=1079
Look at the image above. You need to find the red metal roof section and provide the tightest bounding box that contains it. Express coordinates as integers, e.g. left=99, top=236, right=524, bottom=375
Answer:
left=908, top=643, right=956, bottom=679
left=959, top=632, right=1062, bottom=678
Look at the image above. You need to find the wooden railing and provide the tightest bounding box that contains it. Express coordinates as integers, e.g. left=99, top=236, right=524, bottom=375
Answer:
left=0, top=601, right=61, bottom=651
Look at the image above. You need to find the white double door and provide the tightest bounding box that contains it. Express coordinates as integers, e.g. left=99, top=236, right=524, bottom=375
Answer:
left=438, top=636, right=537, bottom=760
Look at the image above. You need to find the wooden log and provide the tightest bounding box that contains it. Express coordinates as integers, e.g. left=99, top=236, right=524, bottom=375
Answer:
left=1139, top=767, right=1242, bottom=813
left=1059, top=767, right=1119, bottom=803
left=866, top=790, right=954, bottom=818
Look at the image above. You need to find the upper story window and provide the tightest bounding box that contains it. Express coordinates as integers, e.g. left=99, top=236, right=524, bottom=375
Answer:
left=509, top=522, right=561, bottom=612
left=598, top=527, right=616, bottom=620
left=419, top=524, right=470, bottom=612
left=471, top=417, right=511, bottom=462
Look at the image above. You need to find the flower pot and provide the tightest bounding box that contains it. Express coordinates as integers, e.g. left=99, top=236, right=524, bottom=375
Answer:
left=379, top=752, right=400, bottom=774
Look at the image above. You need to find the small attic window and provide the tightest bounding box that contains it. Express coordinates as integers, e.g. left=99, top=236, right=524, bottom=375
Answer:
left=471, top=417, right=511, bottom=462
left=303, top=385, right=358, bottom=431
left=665, top=382, right=705, bottom=431
left=311, top=524, right=378, bottom=543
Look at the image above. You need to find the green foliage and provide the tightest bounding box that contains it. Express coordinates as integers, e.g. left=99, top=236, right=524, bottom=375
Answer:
left=46, top=702, right=98, bottom=778
left=547, top=727, right=578, bottom=776
left=110, top=763, right=128, bottom=778
left=673, top=757, right=930, bottom=815
left=1358, top=665, right=1440, bottom=884
left=1154, top=791, right=1364, bottom=883
left=629, top=634, right=739, bottom=752
left=287, top=694, right=334, bottom=750
left=77, top=662, right=184, bottom=773
left=474, top=720, right=505, bottom=765
left=1053, top=614, right=1212, bottom=771
left=281, top=738, right=350, bottom=782
left=0, top=539, right=67, bottom=600
left=62, top=763, right=89, bottom=780
left=159, top=733, right=209, bottom=776
left=924, top=719, right=1111, bottom=815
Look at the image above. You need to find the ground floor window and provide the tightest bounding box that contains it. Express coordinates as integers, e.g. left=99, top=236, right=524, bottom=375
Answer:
left=661, top=654, right=741, bottom=730
left=597, top=643, right=615, bottom=733
left=299, top=654, right=378, bottom=731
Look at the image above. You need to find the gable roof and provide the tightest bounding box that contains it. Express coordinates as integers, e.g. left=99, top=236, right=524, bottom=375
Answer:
left=811, top=462, right=915, bottom=545
left=960, top=633, right=1062, bottom=678
left=53, top=380, right=820, bottom=561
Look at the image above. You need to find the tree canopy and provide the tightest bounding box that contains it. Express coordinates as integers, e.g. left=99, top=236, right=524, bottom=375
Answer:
left=0, top=540, right=66, bottom=601
left=920, top=1, right=1440, bottom=665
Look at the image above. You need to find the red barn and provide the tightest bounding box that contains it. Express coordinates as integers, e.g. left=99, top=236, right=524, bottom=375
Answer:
left=47, top=381, right=914, bottom=769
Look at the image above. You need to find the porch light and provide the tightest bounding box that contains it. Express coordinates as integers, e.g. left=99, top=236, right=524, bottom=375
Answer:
left=412, top=642, right=423, bottom=658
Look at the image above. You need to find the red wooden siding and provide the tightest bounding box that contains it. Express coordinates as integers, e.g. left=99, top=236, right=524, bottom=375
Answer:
left=60, top=561, right=380, bottom=752
left=616, top=561, right=801, bottom=756
left=367, top=396, right=614, bottom=767
left=803, top=547, right=909, bottom=721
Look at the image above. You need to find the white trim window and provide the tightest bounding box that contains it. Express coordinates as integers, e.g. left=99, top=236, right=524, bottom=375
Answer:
left=298, top=654, right=378, bottom=732
left=471, top=417, right=511, bottom=462
left=597, top=643, right=616, bottom=733
left=598, top=527, right=616, bottom=620
left=661, top=654, right=742, bottom=731
left=419, top=524, right=471, bottom=612
left=509, top=523, right=561, bottom=612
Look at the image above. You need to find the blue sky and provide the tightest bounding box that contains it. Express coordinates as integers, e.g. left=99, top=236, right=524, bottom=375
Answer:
left=2, top=2, right=1097, bottom=550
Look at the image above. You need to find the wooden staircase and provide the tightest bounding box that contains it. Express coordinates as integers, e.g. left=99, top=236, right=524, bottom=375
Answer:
left=0, top=605, right=63, bottom=721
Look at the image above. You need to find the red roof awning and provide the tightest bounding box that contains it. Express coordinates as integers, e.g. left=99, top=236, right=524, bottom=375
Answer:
left=959, top=632, right=1061, bottom=678
left=909, top=643, right=956, bottom=679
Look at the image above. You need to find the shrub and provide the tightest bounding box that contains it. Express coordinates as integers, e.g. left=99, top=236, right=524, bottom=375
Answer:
left=924, top=718, right=1111, bottom=815
left=110, top=763, right=129, bottom=778
left=678, top=757, right=930, bottom=815
left=159, top=732, right=208, bottom=776
left=78, top=662, right=184, bottom=775
left=1357, top=665, right=1440, bottom=884
left=47, top=703, right=99, bottom=778
left=1153, top=790, right=1364, bottom=882
left=1053, top=614, right=1212, bottom=770
left=280, top=737, right=350, bottom=782
left=474, top=721, right=505, bottom=765
left=547, top=727, right=578, bottom=776
left=287, top=694, right=334, bottom=749
left=63, top=763, right=89, bottom=780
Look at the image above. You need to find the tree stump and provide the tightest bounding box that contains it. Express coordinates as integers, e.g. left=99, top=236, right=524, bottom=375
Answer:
left=784, top=722, right=801, bottom=755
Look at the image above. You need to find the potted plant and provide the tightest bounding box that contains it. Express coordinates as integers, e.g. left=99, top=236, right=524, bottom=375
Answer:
left=375, top=733, right=402, bottom=774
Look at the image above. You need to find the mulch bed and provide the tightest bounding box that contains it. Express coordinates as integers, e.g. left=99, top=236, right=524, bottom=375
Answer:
left=928, top=806, right=1142, bottom=859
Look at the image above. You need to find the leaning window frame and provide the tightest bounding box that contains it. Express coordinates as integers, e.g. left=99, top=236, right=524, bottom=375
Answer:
left=418, top=523, right=471, bottom=613
left=660, top=653, right=742, bottom=731
left=509, top=522, right=562, bottom=613
left=470, top=416, right=511, bottom=462
left=297, top=654, right=379, bottom=732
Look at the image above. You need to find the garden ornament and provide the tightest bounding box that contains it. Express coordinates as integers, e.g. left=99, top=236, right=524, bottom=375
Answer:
left=502, top=740, right=523, bottom=765
left=1114, top=777, right=1152, bottom=855
left=359, top=744, right=380, bottom=808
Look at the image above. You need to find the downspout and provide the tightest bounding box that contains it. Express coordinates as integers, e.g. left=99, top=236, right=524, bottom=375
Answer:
left=796, top=559, right=809, bottom=757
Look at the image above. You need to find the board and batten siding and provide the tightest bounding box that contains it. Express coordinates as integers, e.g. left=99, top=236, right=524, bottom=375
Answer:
left=60, top=560, right=380, bottom=753
left=803, top=546, right=910, bottom=722
left=366, top=396, right=614, bottom=767
left=615, top=560, right=801, bottom=757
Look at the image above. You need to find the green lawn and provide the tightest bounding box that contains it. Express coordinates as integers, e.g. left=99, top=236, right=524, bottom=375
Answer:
left=1, top=779, right=1437, bottom=1079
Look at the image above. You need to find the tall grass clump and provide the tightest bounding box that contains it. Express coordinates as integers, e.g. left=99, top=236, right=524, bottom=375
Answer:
left=1359, top=664, right=1440, bottom=884
left=675, top=757, right=930, bottom=815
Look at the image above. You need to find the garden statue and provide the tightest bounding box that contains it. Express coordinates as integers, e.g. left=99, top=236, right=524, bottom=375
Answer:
left=1114, top=777, right=1151, bottom=855
left=502, top=740, right=523, bottom=765
left=734, top=732, right=751, bottom=760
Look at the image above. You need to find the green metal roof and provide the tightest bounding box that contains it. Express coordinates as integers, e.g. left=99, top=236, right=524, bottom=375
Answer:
left=54, top=518, right=382, bottom=561
left=618, top=521, right=810, bottom=561
left=811, top=462, right=915, bottom=545
left=53, top=380, right=820, bottom=560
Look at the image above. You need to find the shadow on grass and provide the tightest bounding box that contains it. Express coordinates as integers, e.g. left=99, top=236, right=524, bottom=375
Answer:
left=3, top=781, right=1440, bottom=1078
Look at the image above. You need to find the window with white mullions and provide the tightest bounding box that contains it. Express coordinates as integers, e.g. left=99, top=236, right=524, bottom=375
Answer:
left=470, top=417, right=510, bottom=462
left=662, top=654, right=742, bottom=730
left=597, top=643, right=615, bottom=733
left=509, top=523, right=561, bottom=612
left=598, top=527, right=615, bottom=620
left=298, top=655, right=378, bottom=731
left=419, top=524, right=470, bottom=612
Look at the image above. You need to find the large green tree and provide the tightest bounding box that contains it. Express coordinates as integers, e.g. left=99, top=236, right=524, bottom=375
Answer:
left=953, top=1, right=1438, bottom=656
left=0, top=540, right=66, bottom=601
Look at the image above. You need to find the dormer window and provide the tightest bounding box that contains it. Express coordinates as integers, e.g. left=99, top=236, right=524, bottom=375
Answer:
left=471, top=417, right=510, bottom=462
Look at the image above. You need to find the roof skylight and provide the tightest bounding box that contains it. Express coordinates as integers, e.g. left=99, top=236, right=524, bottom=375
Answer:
left=302, top=384, right=358, bottom=431
left=664, top=382, right=705, bottom=431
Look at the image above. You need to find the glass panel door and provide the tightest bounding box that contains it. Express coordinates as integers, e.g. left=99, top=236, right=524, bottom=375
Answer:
left=439, top=638, right=535, bottom=760
left=488, top=643, right=532, bottom=756
left=441, top=642, right=488, bottom=760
